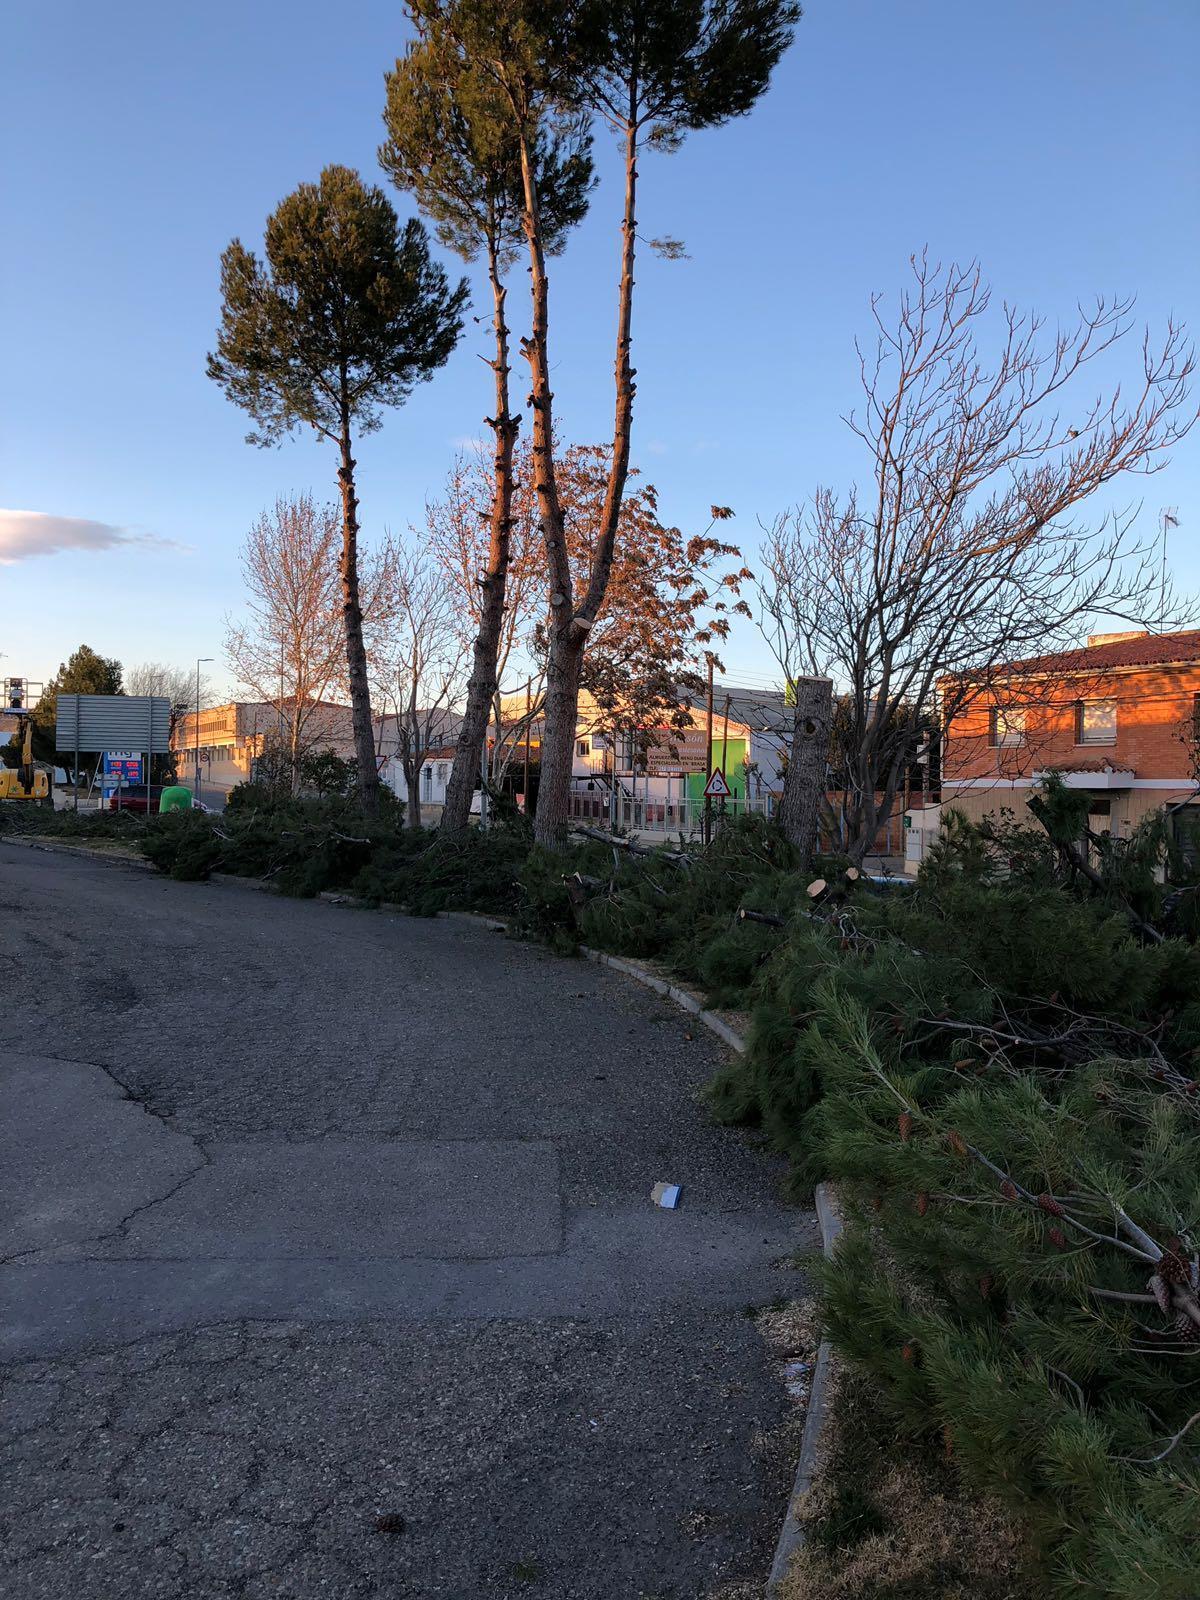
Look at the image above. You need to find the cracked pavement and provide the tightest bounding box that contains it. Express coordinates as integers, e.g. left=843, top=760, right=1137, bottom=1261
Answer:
left=0, top=843, right=816, bottom=1599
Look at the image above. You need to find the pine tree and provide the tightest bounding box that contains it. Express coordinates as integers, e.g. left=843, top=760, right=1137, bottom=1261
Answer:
left=408, top=0, right=800, bottom=845
left=30, top=644, right=123, bottom=770
left=380, top=28, right=592, bottom=832
left=207, top=166, right=467, bottom=814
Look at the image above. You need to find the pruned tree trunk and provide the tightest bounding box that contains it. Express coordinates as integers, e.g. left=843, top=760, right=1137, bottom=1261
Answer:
left=520, top=117, right=641, bottom=850
left=777, top=676, right=832, bottom=864
left=442, top=242, right=517, bottom=834
left=336, top=414, right=381, bottom=816
left=404, top=750, right=423, bottom=829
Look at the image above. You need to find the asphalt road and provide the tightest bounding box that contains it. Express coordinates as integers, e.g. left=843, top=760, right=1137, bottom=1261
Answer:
left=0, top=843, right=815, bottom=1600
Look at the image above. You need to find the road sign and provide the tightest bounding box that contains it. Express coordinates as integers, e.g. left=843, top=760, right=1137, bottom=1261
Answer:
left=103, top=752, right=144, bottom=784
left=703, top=768, right=732, bottom=799
left=56, top=695, right=171, bottom=754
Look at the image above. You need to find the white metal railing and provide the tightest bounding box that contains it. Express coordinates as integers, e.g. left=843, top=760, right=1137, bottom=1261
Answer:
left=568, top=790, right=776, bottom=839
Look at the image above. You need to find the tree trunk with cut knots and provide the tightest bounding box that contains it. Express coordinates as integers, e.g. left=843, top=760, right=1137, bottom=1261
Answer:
left=441, top=245, right=518, bottom=833
left=777, top=676, right=832, bottom=864
left=337, top=421, right=382, bottom=815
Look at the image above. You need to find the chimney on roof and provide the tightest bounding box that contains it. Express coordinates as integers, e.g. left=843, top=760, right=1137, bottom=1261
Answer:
left=1086, top=629, right=1149, bottom=648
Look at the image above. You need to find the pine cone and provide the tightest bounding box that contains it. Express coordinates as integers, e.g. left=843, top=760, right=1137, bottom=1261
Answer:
left=901, top=1342, right=916, bottom=1365
left=898, top=1113, right=913, bottom=1142
left=915, top=1191, right=929, bottom=1217
left=946, top=1130, right=968, bottom=1158
left=1149, top=1274, right=1172, bottom=1315
left=1037, top=1193, right=1065, bottom=1217
left=1000, top=1179, right=1018, bottom=1201
left=1159, top=1239, right=1188, bottom=1285
left=1048, top=1226, right=1068, bottom=1250
left=1174, top=1313, right=1200, bottom=1344
left=979, top=1274, right=993, bottom=1300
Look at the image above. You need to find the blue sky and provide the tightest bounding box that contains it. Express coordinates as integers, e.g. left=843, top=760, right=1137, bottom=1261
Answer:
left=3, top=0, right=1198, bottom=697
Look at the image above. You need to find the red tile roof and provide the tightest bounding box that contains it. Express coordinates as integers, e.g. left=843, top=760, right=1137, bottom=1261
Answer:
left=997, top=630, right=1200, bottom=677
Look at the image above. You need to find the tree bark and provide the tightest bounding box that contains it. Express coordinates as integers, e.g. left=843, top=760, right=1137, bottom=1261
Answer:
left=441, top=239, right=518, bottom=834
left=777, top=676, right=833, bottom=864
left=336, top=412, right=381, bottom=816
left=527, top=113, right=641, bottom=848
left=404, top=749, right=423, bottom=829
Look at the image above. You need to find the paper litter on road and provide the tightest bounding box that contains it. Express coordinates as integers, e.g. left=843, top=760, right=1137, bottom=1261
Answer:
left=651, top=1182, right=682, bottom=1209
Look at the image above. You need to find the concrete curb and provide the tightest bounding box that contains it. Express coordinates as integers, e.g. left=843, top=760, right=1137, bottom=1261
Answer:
left=1, top=835, right=155, bottom=871
left=579, top=947, right=748, bottom=1056
left=765, top=1180, right=845, bottom=1595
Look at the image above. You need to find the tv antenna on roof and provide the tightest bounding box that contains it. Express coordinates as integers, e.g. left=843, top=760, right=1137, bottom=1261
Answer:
left=1159, top=507, right=1179, bottom=620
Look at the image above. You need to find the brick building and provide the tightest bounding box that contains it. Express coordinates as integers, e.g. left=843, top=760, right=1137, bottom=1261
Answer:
left=939, top=629, right=1200, bottom=842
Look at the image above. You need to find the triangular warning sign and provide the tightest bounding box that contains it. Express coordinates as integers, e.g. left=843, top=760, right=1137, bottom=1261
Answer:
left=703, top=768, right=732, bottom=799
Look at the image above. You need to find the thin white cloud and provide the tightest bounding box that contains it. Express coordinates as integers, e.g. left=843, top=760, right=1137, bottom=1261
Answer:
left=0, top=509, right=184, bottom=565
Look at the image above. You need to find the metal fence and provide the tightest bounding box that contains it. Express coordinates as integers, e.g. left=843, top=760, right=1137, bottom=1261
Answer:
left=568, top=790, right=776, bottom=839
left=568, top=787, right=909, bottom=858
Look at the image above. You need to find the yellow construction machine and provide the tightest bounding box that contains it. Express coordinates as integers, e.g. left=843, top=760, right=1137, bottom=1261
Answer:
left=0, top=678, right=51, bottom=804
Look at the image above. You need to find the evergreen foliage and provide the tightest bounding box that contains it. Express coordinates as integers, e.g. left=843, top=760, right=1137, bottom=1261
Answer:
left=29, top=643, right=123, bottom=768
left=207, top=166, right=467, bottom=449
left=707, top=807, right=1200, bottom=1596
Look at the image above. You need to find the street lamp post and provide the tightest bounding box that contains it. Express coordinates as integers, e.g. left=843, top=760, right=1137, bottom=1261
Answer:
left=194, top=657, right=213, bottom=806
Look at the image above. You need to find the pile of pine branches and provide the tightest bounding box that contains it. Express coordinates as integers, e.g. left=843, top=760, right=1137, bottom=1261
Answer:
left=713, top=802, right=1200, bottom=1596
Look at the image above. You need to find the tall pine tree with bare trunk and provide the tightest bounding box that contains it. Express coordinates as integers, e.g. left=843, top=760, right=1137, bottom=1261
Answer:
left=380, top=33, right=592, bottom=832
left=413, top=0, right=799, bottom=844
left=207, top=165, right=466, bottom=814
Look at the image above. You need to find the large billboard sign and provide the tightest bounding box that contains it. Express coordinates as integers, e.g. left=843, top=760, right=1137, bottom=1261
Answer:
left=55, top=695, right=172, bottom=754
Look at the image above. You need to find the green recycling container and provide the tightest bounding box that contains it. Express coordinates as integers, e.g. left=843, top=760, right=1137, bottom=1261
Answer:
left=159, top=785, right=193, bottom=814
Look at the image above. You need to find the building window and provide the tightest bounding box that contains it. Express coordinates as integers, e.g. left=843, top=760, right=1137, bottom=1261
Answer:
left=436, top=763, right=447, bottom=784
left=989, top=707, right=1027, bottom=748
left=422, top=766, right=432, bottom=795
left=1076, top=699, right=1117, bottom=746
left=577, top=738, right=590, bottom=757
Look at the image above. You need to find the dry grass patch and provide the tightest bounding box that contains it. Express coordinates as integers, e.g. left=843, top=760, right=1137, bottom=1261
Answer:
left=778, top=1369, right=1043, bottom=1600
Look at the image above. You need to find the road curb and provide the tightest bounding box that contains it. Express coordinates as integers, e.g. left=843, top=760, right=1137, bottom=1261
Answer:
left=765, top=1180, right=844, bottom=1595
left=0, top=835, right=154, bottom=871
left=578, top=948, right=748, bottom=1055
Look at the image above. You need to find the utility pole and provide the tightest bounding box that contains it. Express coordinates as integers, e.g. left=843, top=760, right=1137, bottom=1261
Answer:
left=703, top=656, right=715, bottom=846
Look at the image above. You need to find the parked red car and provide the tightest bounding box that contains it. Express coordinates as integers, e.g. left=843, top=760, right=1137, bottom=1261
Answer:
left=108, top=784, right=165, bottom=815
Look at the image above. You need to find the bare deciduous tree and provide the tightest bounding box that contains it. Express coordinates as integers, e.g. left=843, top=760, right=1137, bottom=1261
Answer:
left=372, top=538, right=471, bottom=828
left=125, top=661, right=213, bottom=740
left=758, top=256, right=1196, bottom=864
left=225, top=495, right=394, bottom=787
